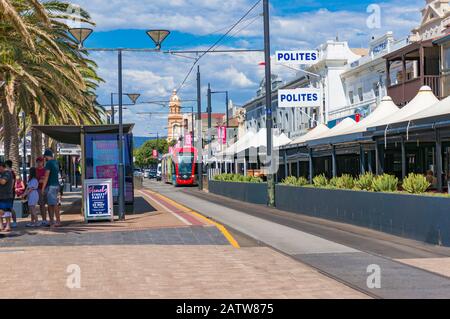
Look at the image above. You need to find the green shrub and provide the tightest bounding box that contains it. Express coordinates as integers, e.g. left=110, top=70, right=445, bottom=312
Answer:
left=297, top=177, right=309, bottom=186
left=281, top=176, right=299, bottom=186
left=372, top=174, right=398, bottom=192
left=313, top=174, right=328, bottom=188
left=335, top=174, right=355, bottom=189
left=355, top=172, right=374, bottom=191
left=214, top=173, right=262, bottom=183
left=402, top=173, right=430, bottom=194
left=328, top=177, right=338, bottom=188
left=281, top=176, right=309, bottom=187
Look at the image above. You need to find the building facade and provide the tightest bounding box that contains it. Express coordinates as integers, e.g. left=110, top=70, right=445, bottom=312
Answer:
left=336, top=32, right=409, bottom=123
left=243, top=40, right=364, bottom=138
left=167, top=89, right=183, bottom=143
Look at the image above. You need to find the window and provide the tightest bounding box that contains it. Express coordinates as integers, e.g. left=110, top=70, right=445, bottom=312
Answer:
left=445, top=45, right=450, bottom=70
left=373, top=82, right=380, bottom=98
left=358, top=88, right=363, bottom=102
left=349, top=91, right=354, bottom=104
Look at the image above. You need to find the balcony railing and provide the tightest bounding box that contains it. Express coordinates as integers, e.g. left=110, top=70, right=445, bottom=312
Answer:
left=387, top=75, right=442, bottom=105
left=424, top=75, right=441, bottom=98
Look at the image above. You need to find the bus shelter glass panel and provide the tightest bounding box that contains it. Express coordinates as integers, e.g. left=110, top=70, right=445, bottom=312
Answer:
left=84, top=133, right=134, bottom=204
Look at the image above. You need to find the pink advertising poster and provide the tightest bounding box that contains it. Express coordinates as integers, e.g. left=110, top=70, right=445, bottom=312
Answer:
left=93, top=140, right=119, bottom=196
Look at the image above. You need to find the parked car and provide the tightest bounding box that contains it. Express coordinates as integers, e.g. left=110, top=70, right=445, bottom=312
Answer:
left=149, top=169, right=157, bottom=179
left=143, top=170, right=150, bottom=178
left=156, top=163, right=162, bottom=181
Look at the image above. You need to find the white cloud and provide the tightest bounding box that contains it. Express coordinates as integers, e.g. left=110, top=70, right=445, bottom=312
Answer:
left=81, top=0, right=425, bottom=136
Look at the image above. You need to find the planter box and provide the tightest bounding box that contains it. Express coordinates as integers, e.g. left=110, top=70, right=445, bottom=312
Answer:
left=209, top=181, right=267, bottom=205
left=275, top=185, right=450, bottom=246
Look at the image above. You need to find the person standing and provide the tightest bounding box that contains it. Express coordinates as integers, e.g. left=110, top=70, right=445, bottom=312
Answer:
left=24, top=168, right=40, bottom=227
left=41, top=150, right=61, bottom=227
left=5, top=160, right=17, bottom=228
left=35, top=157, right=49, bottom=226
left=0, top=162, right=14, bottom=232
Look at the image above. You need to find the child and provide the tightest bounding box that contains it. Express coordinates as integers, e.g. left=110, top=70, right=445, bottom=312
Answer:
left=24, top=168, right=40, bottom=227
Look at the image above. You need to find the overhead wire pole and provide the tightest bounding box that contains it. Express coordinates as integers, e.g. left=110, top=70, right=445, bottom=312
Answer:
left=118, top=49, right=126, bottom=220
left=197, top=66, right=203, bottom=190
left=263, top=0, right=275, bottom=207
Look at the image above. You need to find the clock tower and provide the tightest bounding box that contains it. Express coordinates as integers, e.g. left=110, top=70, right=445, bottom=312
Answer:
left=167, top=89, right=183, bottom=143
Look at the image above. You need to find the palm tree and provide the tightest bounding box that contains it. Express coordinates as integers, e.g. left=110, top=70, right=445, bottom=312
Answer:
left=0, top=0, right=103, bottom=171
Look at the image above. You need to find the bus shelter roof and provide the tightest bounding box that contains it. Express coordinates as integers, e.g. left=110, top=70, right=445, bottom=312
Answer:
left=32, top=124, right=135, bottom=145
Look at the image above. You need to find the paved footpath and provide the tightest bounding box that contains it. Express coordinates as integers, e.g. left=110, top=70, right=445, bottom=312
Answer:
left=0, top=188, right=366, bottom=299
left=145, top=181, right=450, bottom=299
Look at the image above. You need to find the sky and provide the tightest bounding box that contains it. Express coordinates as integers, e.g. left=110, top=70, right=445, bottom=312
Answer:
left=66, top=0, right=424, bottom=136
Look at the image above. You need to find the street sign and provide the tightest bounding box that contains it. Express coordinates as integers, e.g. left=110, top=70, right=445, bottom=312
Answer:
left=278, top=88, right=322, bottom=108
left=275, top=50, right=319, bottom=65
left=84, top=179, right=114, bottom=222
left=152, top=149, right=158, bottom=158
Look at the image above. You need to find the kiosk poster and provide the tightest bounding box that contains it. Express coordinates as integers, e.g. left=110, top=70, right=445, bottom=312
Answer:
left=84, top=179, right=113, bottom=222
left=93, top=140, right=119, bottom=196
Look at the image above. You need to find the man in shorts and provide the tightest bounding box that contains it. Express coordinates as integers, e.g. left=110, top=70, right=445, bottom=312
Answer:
left=41, top=150, right=61, bottom=227
left=36, top=157, right=49, bottom=226
left=0, top=162, right=14, bottom=232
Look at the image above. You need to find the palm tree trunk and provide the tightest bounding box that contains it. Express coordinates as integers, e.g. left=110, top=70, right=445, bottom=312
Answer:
left=43, top=134, right=49, bottom=150
left=3, top=78, right=20, bottom=173
left=30, top=112, right=42, bottom=163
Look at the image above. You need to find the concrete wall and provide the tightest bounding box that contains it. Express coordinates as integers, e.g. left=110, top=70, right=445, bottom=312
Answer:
left=275, top=185, right=450, bottom=246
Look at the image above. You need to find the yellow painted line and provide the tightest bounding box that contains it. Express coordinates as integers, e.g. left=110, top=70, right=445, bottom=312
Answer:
left=143, top=189, right=240, bottom=249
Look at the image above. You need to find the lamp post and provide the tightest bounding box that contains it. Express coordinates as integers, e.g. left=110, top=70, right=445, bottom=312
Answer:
left=263, top=0, right=275, bottom=207
left=197, top=66, right=203, bottom=190
left=110, top=93, right=141, bottom=124
left=210, top=90, right=229, bottom=127
left=68, top=27, right=170, bottom=221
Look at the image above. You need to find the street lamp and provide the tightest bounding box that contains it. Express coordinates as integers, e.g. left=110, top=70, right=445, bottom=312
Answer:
left=68, top=27, right=170, bottom=221
left=146, top=30, right=170, bottom=50
left=210, top=90, right=230, bottom=128
left=68, top=28, right=93, bottom=49
left=262, top=0, right=275, bottom=206
left=110, top=93, right=141, bottom=124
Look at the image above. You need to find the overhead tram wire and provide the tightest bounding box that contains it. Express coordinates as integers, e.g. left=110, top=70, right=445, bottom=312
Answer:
left=175, top=0, right=262, bottom=93
left=170, top=13, right=263, bottom=50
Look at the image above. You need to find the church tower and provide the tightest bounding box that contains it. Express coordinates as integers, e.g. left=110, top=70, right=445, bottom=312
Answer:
left=167, top=89, right=183, bottom=143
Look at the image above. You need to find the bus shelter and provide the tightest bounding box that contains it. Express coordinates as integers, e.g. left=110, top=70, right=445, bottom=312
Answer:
left=32, top=124, right=135, bottom=213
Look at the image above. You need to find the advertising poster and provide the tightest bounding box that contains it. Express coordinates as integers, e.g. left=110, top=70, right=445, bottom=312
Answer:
left=93, top=140, right=119, bottom=196
left=84, top=179, right=113, bottom=222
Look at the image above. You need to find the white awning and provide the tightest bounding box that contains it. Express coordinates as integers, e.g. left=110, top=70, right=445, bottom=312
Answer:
left=401, top=95, right=450, bottom=121
left=344, top=96, right=400, bottom=134
left=250, top=128, right=292, bottom=149
left=290, top=124, right=330, bottom=145
left=310, top=117, right=356, bottom=141
left=368, top=86, right=439, bottom=128
left=221, top=131, right=256, bottom=156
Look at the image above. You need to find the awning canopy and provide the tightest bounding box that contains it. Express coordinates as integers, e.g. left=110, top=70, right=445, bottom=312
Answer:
left=32, top=124, right=135, bottom=145
left=250, top=128, right=291, bottom=149
left=220, top=128, right=292, bottom=156
left=345, top=96, right=399, bottom=134
left=368, top=86, right=439, bottom=129
left=311, top=117, right=356, bottom=141
left=402, top=95, right=450, bottom=122
left=289, top=124, right=330, bottom=145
